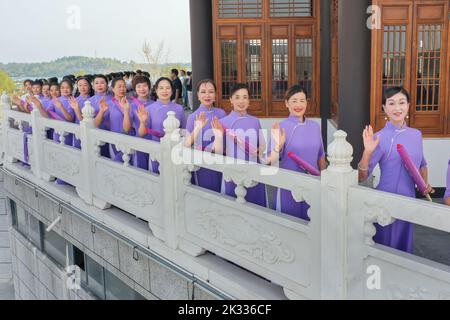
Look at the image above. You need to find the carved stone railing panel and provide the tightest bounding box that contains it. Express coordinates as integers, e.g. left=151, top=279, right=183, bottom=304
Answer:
left=41, top=141, right=81, bottom=186
left=93, top=159, right=163, bottom=229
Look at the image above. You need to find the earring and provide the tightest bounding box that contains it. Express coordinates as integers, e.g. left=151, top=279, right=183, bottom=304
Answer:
left=384, top=115, right=388, bottom=121
left=406, top=115, right=410, bottom=119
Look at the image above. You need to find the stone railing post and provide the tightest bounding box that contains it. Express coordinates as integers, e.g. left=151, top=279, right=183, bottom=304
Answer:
left=75, top=101, right=96, bottom=205
left=0, top=92, right=10, bottom=163
left=320, top=130, right=358, bottom=299
left=29, top=106, right=45, bottom=179
left=160, top=111, right=181, bottom=249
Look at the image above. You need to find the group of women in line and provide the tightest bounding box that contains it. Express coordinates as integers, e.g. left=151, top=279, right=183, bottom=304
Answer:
left=11, top=75, right=450, bottom=254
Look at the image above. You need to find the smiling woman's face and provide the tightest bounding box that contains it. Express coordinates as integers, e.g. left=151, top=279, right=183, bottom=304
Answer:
left=383, top=92, right=409, bottom=125
left=286, top=92, right=307, bottom=118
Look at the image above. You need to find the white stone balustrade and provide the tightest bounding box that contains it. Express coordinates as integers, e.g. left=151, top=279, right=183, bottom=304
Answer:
left=1, top=93, right=450, bottom=300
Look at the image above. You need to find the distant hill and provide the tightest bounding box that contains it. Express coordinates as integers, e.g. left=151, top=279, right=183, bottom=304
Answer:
left=0, top=56, right=191, bottom=80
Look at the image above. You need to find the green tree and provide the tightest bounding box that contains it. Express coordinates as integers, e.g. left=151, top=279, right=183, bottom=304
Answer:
left=0, top=70, right=16, bottom=94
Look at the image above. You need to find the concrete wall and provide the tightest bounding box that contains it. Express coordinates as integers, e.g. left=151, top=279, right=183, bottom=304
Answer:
left=0, top=172, right=11, bottom=281
left=2, top=170, right=279, bottom=300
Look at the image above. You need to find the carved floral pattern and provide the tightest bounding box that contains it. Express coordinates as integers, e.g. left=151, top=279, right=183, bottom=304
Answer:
left=195, top=207, right=295, bottom=265
left=44, top=148, right=80, bottom=177
left=96, top=165, right=155, bottom=207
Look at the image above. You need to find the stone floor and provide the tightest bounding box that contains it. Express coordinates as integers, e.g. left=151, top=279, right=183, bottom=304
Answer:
left=0, top=280, right=14, bottom=300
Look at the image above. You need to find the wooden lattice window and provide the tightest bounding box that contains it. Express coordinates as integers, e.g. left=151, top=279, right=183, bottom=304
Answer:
left=218, top=0, right=263, bottom=18
left=382, top=25, right=407, bottom=94
left=415, top=24, right=442, bottom=112
left=269, top=0, right=313, bottom=17
left=213, top=0, right=320, bottom=117
left=272, top=39, right=289, bottom=100
left=296, top=38, right=313, bottom=100
left=220, top=39, right=238, bottom=99
left=245, top=39, right=262, bottom=99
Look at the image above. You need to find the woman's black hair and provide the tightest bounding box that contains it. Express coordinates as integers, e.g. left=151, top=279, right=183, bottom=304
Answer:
left=155, top=77, right=174, bottom=92
left=132, top=75, right=151, bottom=91
left=382, top=86, right=410, bottom=105
left=23, top=79, right=32, bottom=86
left=93, top=74, right=108, bottom=84
left=196, top=79, right=217, bottom=93
left=230, top=83, right=250, bottom=97
left=32, top=79, right=43, bottom=87
left=111, top=77, right=126, bottom=89
left=48, top=77, right=59, bottom=85
left=76, top=77, right=94, bottom=97
left=60, top=79, right=74, bottom=93
left=285, top=85, right=308, bottom=101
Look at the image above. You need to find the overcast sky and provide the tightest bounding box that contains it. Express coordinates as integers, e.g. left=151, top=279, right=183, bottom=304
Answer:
left=0, top=0, right=191, bottom=63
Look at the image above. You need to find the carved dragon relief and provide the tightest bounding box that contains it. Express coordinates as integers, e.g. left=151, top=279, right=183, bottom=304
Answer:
left=96, top=165, right=156, bottom=208
left=192, top=203, right=295, bottom=265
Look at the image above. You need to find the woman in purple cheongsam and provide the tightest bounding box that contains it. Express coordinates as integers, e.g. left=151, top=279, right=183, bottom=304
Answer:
left=46, top=79, right=76, bottom=146
left=90, top=75, right=112, bottom=158
left=136, top=77, right=185, bottom=174
left=265, top=85, right=327, bottom=221
left=123, top=75, right=155, bottom=170
left=212, top=83, right=267, bottom=207
left=358, top=87, right=434, bottom=253
left=68, top=77, right=94, bottom=149
left=98, top=78, right=134, bottom=163
left=185, top=79, right=227, bottom=192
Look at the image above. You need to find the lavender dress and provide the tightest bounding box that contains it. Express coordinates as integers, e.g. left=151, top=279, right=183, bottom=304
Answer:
left=108, top=97, right=134, bottom=163
left=129, top=97, right=155, bottom=170
left=46, top=96, right=76, bottom=146
left=219, top=111, right=267, bottom=207
left=274, top=116, right=325, bottom=221
left=148, top=101, right=185, bottom=174
left=89, top=93, right=112, bottom=158
left=186, top=105, right=227, bottom=192
left=73, top=95, right=90, bottom=149
left=368, top=122, right=427, bottom=253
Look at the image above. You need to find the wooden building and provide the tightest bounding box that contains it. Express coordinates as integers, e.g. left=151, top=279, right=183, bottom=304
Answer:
left=189, top=0, right=450, bottom=161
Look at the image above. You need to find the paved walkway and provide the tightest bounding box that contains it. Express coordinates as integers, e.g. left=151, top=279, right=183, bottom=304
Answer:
left=0, top=280, right=14, bottom=300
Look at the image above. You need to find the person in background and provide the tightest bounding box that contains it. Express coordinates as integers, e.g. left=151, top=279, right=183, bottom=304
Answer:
left=20, top=79, right=33, bottom=100
left=170, top=69, right=183, bottom=105
left=179, top=70, right=188, bottom=109
left=186, top=71, right=193, bottom=111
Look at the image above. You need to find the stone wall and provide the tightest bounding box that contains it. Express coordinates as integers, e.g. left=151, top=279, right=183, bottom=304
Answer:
left=2, top=170, right=231, bottom=300
left=0, top=172, right=11, bottom=281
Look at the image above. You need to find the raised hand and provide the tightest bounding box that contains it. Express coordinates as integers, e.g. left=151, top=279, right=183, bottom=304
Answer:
left=68, top=96, right=80, bottom=111
left=12, top=96, right=23, bottom=107
left=194, top=112, right=208, bottom=130
left=363, top=125, right=380, bottom=154
left=99, top=97, right=109, bottom=113
left=423, top=184, right=435, bottom=196
left=271, top=122, right=286, bottom=152
left=211, top=117, right=224, bottom=137
left=53, top=98, right=64, bottom=111
left=137, top=105, right=149, bottom=124
left=119, top=97, right=130, bottom=111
